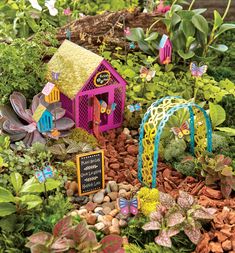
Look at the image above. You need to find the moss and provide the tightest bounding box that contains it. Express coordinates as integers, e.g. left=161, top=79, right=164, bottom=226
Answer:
left=69, top=128, right=98, bottom=148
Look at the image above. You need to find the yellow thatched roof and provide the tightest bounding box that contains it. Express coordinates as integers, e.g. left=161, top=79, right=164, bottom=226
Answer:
left=47, top=40, right=103, bottom=99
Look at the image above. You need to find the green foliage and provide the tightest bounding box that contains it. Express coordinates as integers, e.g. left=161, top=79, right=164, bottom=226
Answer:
left=174, top=156, right=200, bottom=177
left=69, top=128, right=98, bottom=148
left=164, top=139, right=187, bottom=162
left=0, top=21, right=58, bottom=104
left=212, top=133, right=229, bottom=153
left=220, top=95, right=235, bottom=127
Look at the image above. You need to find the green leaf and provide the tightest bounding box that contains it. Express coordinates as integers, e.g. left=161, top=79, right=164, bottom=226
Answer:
left=20, top=178, right=61, bottom=193
left=133, top=85, right=142, bottom=92
left=126, top=28, right=145, bottom=42
left=181, top=20, right=195, bottom=37
left=215, top=23, right=235, bottom=39
left=171, top=13, right=181, bottom=27
left=170, top=4, right=183, bottom=15
left=221, top=166, right=233, bottom=177
left=215, top=127, right=235, bottom=136
left=186, top=36, right=196, bottom=49
left=10, top=172, right=22, bottom=194
left=0, top=187, right=15, bottom=203
left=192, top=14, right=209, bottom=34
left=209, top=103, right=226, bottom=128
left=0, top=203, right=16, bottom=217
left=177, top=50, right=195, bottom=59
left=209, top=44, right=228, bottom=52
left=19, top=195, right=42, bottom=209
left=145, top=32, right=158, bottom=41
left=213, top=10, right=223, bottom=30
left=192, top=9, right=207, bottom=15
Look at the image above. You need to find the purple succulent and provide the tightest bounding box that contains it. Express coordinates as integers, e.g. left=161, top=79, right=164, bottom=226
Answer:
left=0, top=92, right=75, bottom=146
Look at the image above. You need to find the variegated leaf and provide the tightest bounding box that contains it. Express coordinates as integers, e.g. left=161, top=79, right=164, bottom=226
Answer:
left=184, top=225, right=201, bottom=244
left=193, top=207, right=216, bottom=220
left=167, top=227, right=180, bottom=237
left=167, top=212, right=185, bottom=227
left=177, top=191, right=194, bottom=208
left=155, top=231, right=172, bottom=248
left=143, top=221, right=161, bottom=231
left=150, top=208, right=165, bottom=221
left=159, top=192, right=175, bottom=209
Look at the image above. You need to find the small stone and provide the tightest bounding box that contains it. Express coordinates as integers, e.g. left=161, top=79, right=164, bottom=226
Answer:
left=119, top=219, right=127, bottom=228
left=210, top=242, right=223, bottom=253
left=109, top=181, right=119, bottom=192
left=112, top=218, right=119, bottom=227
left=86, top=213, right=97, bottom=225
left=94, top=222, right=105, bottom=231
left=109, top=225, right=120, bottom=235
left=66, top=189, right=73, bottom=197
left=222, top=240, right=232, bottom=251
left=94, top=207, right=103, bottom=213
left=69, top=210, right=80, bottom=217
left=102, top=202, right=115, bottom=209
left=118, top=189, right=127, bottom=198
left=108, top=192, right=118, bottom=201
left=109, top=163, right=120, bottom=170
left=127, top=145, right=138, bottom=156
left=119, top=183, right=131, bottom=192
left=103, top=215, right=113, bottom=226
left=97, top=215, right=104, bottom=222
left=69, top=181, right=78, bottom=193
left=130, top=130, right=138, bottom=136
left=93, top=191, right=104, bottom=204
left=123, top=128, right=130, bottom=136
left=110, top=209, right=119, bottom=217
left=85, top=202, right=97, bottom=212
left=77, top=209, right=88, bottom=217
left=103, top=207, right=112, bottom=215
left=103, top=196, right=111, bottom=202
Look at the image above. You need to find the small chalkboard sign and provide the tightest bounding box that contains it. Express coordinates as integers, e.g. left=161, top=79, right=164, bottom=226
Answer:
left=76, top=150, right=105, bottom=196
left=94, top=70, right=110, bottom=87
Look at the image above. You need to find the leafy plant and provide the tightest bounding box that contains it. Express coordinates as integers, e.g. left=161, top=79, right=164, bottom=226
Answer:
left=0, top=172, right=60, bottom=217
left=26, top=216, right=124, bottom=252
left=174, top=155, right=200, bottom=177
left=199, top=153, right=235, bottom=198
left=0, top=92, right=75, bottom=146
left=163, top=139, right=187, bottom=162
left=48, top=138, right=92, bottom=161
left=143, top=191, right=216, bottom=247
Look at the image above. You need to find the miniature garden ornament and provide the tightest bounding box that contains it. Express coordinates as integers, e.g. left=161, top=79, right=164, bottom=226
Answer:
left=156, top=0, right=171, bottom=14
left=124, top=27, right=131, bottom=36
left=117, top=197, right=140, bottom=215
left=35, top=165, right=54, bottom=183
left=159, top=34, right=172, bottom=65
left=171, top=121, right=190, bottom=139
left=190, top=62, right=208, bottom=78
left=63, top=7, right=71, bottom=16
left=127, top=103, right=141, bottom=113
left=140, top=66, right=156, bottom=81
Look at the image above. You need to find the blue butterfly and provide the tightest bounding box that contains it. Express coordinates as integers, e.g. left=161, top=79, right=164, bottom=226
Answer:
left=127, top=103, right=141, bottom=113
left=190, top=62, right=207, bottom=77
left=129, top=42, right=136, bottom=49
left=35, top=166, right=54, bottom=183
left=66, top=28, right=71, bottom=41
left=51, top=71, right=60, bottom=81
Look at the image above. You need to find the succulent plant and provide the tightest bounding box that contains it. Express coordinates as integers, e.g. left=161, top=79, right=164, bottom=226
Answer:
left=174, top=155, right=200, bottom=177
left=26, top=216, right=124, bottom=253
left=143, top=191, right=216, bottom=248
left=0, top=92, right=74, bottom=146
left=199, top=153, right=235, bottom=198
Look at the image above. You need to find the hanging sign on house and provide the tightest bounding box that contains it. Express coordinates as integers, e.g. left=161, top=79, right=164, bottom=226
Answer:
left=94, top=70, right=111, bottom=87
left=76, top=150, right=105, bottom=196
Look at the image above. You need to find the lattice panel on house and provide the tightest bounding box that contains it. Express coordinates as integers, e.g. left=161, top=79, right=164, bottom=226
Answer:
left=78, top=95, right=89, bottom=131
left=82, top=64, right=119, bottom=92
left=114, top=87, right=123, bottom=125
left=61, top=93, right=73, bottom=114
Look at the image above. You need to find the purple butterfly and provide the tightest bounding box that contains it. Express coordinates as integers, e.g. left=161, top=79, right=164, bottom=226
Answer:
left=190, top=62, right=207, bottom=77
left=117, top=197, right=139, bottom=215
left=51, top=71, right=60, bottom=81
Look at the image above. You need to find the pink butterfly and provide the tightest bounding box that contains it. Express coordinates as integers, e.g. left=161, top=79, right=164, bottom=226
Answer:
left=117, top=197, right=139, bottom=216
left=156, top=0, right=171, bottom=13
left=124, top=27, right=131, bottom=36
left=190, top=62, right=208, bottom=77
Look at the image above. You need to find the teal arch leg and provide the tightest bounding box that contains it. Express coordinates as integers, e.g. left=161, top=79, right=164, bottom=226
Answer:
left=188, top=106, right=195, bottom=155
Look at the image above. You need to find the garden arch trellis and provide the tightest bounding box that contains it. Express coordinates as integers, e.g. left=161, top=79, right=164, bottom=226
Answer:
left=138, top=96, right=213, bottom=188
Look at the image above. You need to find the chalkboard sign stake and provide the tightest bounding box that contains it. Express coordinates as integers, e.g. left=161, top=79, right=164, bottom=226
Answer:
left=76, top=150, right=105, bottom=196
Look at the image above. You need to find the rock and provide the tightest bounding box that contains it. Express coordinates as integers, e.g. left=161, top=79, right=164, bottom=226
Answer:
left=119, top=219, right=128, bottom=228
left=123, top=128, right=130, bottom=136
left=109, top=209, right=119, bottom=217
left=222, top=240, right=232, bottom=251
left=112, top=218, right=119, bottom=227
left=69, top=181, right=78, bottom=193
left=210, top=242, right=223, bottom=253
left=77, top=209, right=88, bottom=217
left=127, top=145, right=138, bottom=156
left=103, top=196, right=111, bottom=202
left=93, top=191, right=105, bottom=204
left=86, top=213, right=97, bottom=225
left=66, top=189, right=74, bottom=197
left=94, top=207, right=103, bottom=213
left=130, top=130, right=138, bottom=137
left=118, top=189, right=127, bottom=198
left=108, top=192, right=118, bottom=201
left=119, top=183, right=132, bottom=191
left=109, top=225, right=120, bottom=235
left=85, top=202, right=97, bottom=212
left=94, top=222, right=105, bottom=231
left=103, top=215, right=113, bottom=226
left=97, top=215, right=104, bottom=222
left=69, top=210, right=81, bottom=217
left=102, top=202, right=115, bottom=209
left=108, top=181, right=119, bottom=192
left=103, top=207, right=112, bottom=215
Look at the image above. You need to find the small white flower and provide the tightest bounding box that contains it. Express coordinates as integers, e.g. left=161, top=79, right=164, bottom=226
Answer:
left=29, top=0, right=42, bottom=11
left=45, top=0, right=58, bottom=16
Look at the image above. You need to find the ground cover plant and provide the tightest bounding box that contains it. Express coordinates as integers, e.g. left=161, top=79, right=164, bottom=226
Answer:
left=0, top=0, right=235, bottom=252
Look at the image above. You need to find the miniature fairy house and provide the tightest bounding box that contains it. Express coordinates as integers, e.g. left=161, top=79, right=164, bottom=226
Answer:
left=42, top=82, right=60, bottom=104
left=46, top=40, right=127, bottom=135
left=159, top=34, right=172, bottom=64
left=32, top=104, right=53, bottom=133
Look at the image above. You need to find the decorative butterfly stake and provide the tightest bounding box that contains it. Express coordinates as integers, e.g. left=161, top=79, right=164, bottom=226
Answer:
left=140, top=66, right=156, bottom=81
left=171, top=121, right=190, bottom=139
left=117, top=197, right=140, bottom=216
left=99, top=100, right=117, bottom=115
left=190, top=62, right=208, bottom=78
left=159, top=34, right=172, bottom=65
left=35, top=165, right=54, bottom=203
left=127, top=103, right=141, bottom=113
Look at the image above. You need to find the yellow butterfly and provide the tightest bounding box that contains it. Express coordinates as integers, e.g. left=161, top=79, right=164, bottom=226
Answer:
left=171, top=122, right=190, bottom=139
